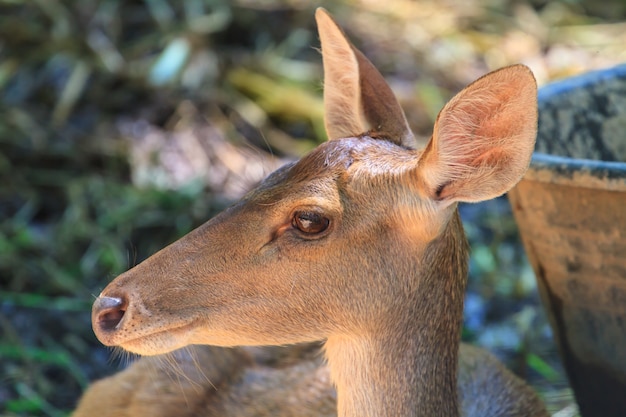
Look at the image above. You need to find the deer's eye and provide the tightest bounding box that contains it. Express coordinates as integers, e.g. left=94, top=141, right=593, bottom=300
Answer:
left=292, top=211, right=330, bottom=235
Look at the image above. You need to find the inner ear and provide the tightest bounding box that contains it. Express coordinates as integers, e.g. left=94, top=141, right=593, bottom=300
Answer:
left=418, top=64, right=538, bottom=204
left=315, top=8, right=415, bottom=148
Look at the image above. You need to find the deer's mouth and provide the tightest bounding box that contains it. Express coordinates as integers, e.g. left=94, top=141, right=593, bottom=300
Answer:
left=103, top=319, right=201, bottom=356
left=115, top=324, right=196, bottom=356
left=92, top=293, right=203, bottom=355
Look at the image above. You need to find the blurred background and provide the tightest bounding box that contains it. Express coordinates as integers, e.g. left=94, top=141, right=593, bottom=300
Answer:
left=1, top=0, right=625, bottom=416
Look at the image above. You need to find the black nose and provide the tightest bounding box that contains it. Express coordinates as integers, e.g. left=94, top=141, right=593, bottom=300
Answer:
left=93, top=296, right=126, bottom=332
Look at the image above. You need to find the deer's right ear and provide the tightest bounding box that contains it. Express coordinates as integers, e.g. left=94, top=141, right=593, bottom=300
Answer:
left=416, top=65, right=537, bottom=206
left=316, top=8, right=414, bottom=148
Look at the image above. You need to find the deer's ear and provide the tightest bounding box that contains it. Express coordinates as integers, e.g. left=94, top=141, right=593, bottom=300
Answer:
left=417, top=65, right=537, bottom=205
left=315, top=8, right=414, bottom=147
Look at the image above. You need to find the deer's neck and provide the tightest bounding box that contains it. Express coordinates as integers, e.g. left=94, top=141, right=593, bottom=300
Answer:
left=325, top=211, right=468, bottom=417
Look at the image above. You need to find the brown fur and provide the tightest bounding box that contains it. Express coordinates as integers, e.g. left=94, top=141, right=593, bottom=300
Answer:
left=75, top=8, right=547, bottom=417
left=74, top=343, right=547, bottom=417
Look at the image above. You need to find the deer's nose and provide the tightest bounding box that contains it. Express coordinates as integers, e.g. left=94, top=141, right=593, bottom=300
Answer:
left=93, top=295, right=127, bottom=332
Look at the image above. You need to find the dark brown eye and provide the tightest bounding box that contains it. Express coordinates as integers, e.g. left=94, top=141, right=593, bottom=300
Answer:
left=292, top=211, right=330, bottom=235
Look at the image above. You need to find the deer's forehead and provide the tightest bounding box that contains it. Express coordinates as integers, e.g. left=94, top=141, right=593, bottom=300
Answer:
left=251, top=137, right=420, bottom=206
left=290, top=137, right=419, bottom=181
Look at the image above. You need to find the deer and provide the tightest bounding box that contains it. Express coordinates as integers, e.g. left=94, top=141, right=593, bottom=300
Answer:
left=74, top=8, right=549, bottom=417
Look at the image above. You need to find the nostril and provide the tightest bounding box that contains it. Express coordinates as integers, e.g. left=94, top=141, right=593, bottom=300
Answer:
left=99, top=308, right=125, bottom=329
left=93, top=296, right=127, bottom=332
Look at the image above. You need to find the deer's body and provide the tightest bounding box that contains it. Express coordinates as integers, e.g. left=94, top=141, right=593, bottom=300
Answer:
left=73, top=344, right=336, bottom=417
left=73, top=344, right=545, bottom=417
left=75, top=9, right=548, bottom=417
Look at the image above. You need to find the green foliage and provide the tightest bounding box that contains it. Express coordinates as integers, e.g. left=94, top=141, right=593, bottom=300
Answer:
left=526, top=352, right=562, bottom=382
left=0, top=147, right=225, bottom=413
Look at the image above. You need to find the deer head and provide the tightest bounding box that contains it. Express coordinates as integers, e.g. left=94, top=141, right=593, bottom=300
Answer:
left=92, top=6, right=536, bottom=384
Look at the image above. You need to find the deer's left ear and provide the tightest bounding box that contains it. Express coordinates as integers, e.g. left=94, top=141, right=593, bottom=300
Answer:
left=316, top=8, right=415, bottom=148
left=416, top=65, right=538, bottom=205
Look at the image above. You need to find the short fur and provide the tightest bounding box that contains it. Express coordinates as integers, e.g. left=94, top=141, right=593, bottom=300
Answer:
left=76, top=8, right=546, bottom=417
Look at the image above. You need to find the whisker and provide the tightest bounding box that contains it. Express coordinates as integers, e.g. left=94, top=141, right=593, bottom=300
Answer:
left=187, top=346, right=218, bottom=391
left=107, top=346, right=139, bottom=368
left=157, top=351, right=193, bottom=407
